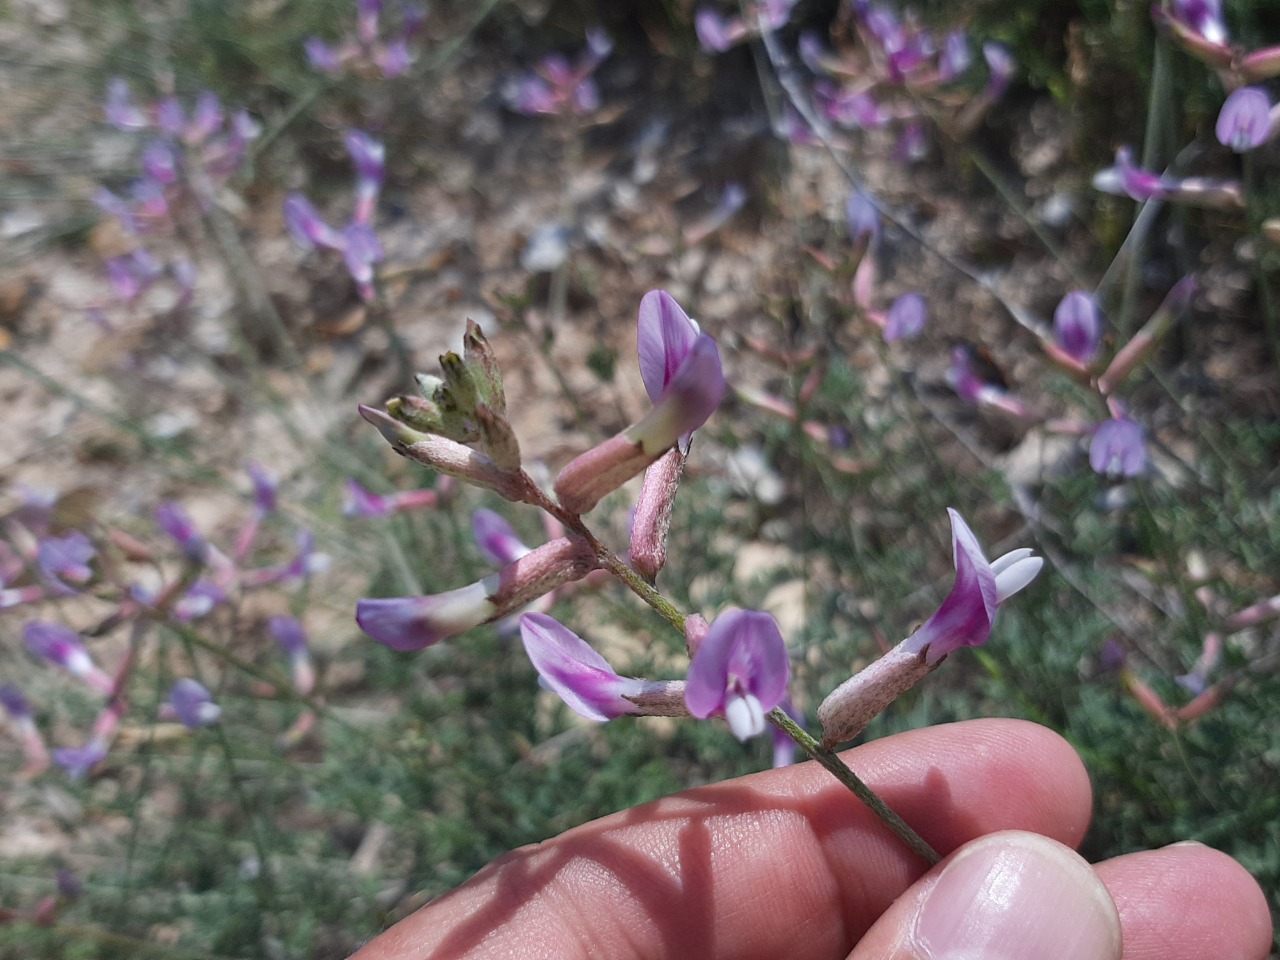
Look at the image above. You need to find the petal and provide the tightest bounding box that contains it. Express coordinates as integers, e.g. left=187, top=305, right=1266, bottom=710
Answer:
left=724, top=691, right=765, bottom=741
left=519, top=613, right=637, bottom=721
left=637, top=290, right=701, bottom=404
left=357, top=581, right=494, bottom=650
left=993, top=553, right=1044, bottom=602
left=472, top=509, right=532, bottom=567
left=627, top=334, right=726, bottom=455
left=685, top=609, right=789, bottom=721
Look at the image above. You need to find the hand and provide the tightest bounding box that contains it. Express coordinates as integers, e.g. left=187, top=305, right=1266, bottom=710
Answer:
left=350, top=718, right=1273, bottom=960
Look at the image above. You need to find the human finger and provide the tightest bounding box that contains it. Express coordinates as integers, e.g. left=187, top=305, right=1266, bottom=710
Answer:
left=350, top=718, right=1093, bottom=960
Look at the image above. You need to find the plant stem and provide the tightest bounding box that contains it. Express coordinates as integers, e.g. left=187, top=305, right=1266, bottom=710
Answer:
left=768, top=707, right=941, bottom=865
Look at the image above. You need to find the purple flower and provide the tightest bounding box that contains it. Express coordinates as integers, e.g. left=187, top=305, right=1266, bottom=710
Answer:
left=900, top=509, right=1043, bottom=665
left=268, top=615, right=315, bottom=694
left=1093, top=147, right=1169, bottom=202
left=247, top=461, right=279, bottom=514
left=472, top=509, right=532, bottom=567
left=168, top=679, right=221, bottom=728
left=1089, top=417, right=1146, bottom=477
left=156, top=501, right=208, bottom=564
left=0, top=684, right=33, bottom=722
left=172, top=579, right=227, bottom=621
left=269, top=615, right=309, bottom=659
left=156, top=97, right=185, bottom=136
left=345, top=130, right=385, bottom=224
left=845, top=188, right=880, bottom=246
left=685, top=608, right=790, bottom=740
left=507, top=29, right=611, bottom=116
left=982, top=43, right=1014, bottom=99
left=377, top=39, right=412, bottom=77
left=104, top=78, right=148, bottom=130
left=1053, top=290, right=1102, bottom=363
left=54, top=740, right=108, bottom=780
left=342, top=479, right=394, bottom=518
left=1216, top=87, right=1272, bottom=153
left=884, top=292, right=927, bottom=341
left=633, top=290, right=726, bottom=452
left=284, top=194, right=345, bottom=251
left=142, top=141, right=179, bottom=185
left=37, top=532, right=95, bottom=592
left=938, top=30, right=971, bottom=81
left=24, top=621, right=113, bottom=693
left=519, top=613, right=644, bottom=721
left=357, top=583, right=494, bottom=651
left=1173, top=0, right=1227, bottom=44
left=696, top=9, right=746, bottom=52
left=304, top=37, right=342, bottom=73
left=185, top=92, right=224, bottom=145
left=341, top=222, right=384, bottom=301
left=816, top=84, right=887, bottom=129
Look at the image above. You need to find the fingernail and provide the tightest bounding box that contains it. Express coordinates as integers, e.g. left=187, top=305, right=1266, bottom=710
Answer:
left=913, top=832, right=1121, bottom=960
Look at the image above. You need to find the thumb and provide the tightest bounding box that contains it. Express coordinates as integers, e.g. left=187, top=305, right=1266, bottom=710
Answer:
left=848, top=830, right=1122, bottom=960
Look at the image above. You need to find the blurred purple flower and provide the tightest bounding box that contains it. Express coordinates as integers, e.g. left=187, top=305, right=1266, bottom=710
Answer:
left=24, top=621, right=114, bottom=694
left=53, top=740, right=108, bottom=780
left=185, top=92, right=224, bottom=146
left=1053, top=290, right=1102, bottom=363
left=519, top=613, right=644, bottom=721
left=901, top=509, right=1043, bottom=665
left=1090, top=417, right=1146, bottom=477
left=846, top=187, right=880, bottom=246
left=357, top=583, right=493, bottom=651
left=156, top=501, right=208, bottom=565
left=685, top=608, right=790, bottom=741
left=37, top=532, right=95, bottom=592
left=269, top=615, right=315, bottom=694
left=104, top=78, right=148, bottom=130
left=1216, top=87, right=1272, bottom=152
left=1173, top=0, right=1227, bottom=44
left=142, top=141, right=179, bottom=185
left=345, top=130, right=386, bottom=224
left=1093, top=147, right=1169, bottom=202
left=884, top=292, right=927, bottom=341
left=938, top=30, right=971, bottom=81
left=247, top=462, right=279, bottom=515
left=305, top=37, right=342, bottom=73
left=696, top=9, right=746, bottom=52
left=815, top=83, right=887, bottom=129
left=0, top=683, right=33, bottom=722
left=507, top=29, right=612, bottom=117
left=472, top=509, right=532, bottom=567
left=982, top=43, right=1014, bottom=99
left=172, top=579, right=228, bottom=621
left=284, top=194, right=345, bottom=250
left=168, top=679, right=221, bottom=728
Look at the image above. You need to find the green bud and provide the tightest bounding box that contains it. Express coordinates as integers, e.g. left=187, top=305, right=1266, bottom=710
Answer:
left=476, top=403, right=521, bottom=472
left=463, top=319, right=507, bottom=417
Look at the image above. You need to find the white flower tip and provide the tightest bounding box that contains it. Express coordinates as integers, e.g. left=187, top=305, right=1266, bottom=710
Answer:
left=724, top=692, right=765, bottom=741
left=994, top=554, right=1044, bottom=603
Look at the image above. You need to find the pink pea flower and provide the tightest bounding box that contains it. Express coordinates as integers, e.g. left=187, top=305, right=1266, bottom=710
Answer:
left=1216, top=87, right=1273, bottom=153
left=685, top=608, right=790, bottom=741
left=820, top=511, right=1041, bottom=744
left=884, top=292, right=927, bottom=341
left=358, top=538, right=598, bottom=650
left=165, top=679, right=221, bottom=728
left=554, top=291, right=724, bottom=514
left=345, top=130, right=386, bottom=225
left=900, top=509, right=1043, bottom=665
left=1053, top=290, right=1103, bottom=364
left=24, top=622, right=114, bottom=694
left=1090, top=416, right=1146, bottom=477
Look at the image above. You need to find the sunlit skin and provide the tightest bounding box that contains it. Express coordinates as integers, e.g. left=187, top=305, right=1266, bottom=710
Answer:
left=350, top=719, right=1271, bottom=960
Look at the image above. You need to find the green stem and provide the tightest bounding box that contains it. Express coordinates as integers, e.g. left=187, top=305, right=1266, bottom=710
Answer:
left=768, top=707, right=941, bottom=866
